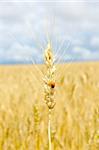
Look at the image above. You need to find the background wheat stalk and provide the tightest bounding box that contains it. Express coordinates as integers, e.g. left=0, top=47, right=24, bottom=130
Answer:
left=43, top=43, right=56, bottom=150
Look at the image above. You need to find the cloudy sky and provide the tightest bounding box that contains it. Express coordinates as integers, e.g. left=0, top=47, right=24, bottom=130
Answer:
left=0, top=0, right=99, bottom=64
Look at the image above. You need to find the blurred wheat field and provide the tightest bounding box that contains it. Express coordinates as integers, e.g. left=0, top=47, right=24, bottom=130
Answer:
left=0, top=62, right=99, bottom=150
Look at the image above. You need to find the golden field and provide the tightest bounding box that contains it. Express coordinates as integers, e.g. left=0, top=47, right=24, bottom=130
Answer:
left=0, top=62, right=99, bottom=150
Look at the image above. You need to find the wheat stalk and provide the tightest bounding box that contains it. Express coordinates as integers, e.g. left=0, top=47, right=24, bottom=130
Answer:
left=43, top=43, right=56, bottom=150
left=33, top=103, right=40, bottom=149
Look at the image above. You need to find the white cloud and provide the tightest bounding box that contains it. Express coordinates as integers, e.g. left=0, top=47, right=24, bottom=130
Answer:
left=73, top=46, right=90, bottom=58
left=72, top=46, right=99, bottom=60
left=0, top=0, right=99, bottom=63
left=91, top=36, right=99, bottom=48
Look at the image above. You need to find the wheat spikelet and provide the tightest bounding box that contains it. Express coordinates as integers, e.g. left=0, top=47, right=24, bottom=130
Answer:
left=43, top=43, right=56, bottom=150
left=44, top=43, right=56, bottom=110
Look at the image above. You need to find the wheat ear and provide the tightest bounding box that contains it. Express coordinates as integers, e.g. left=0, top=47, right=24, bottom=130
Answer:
left=44, top=43, right=56, bottom=150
